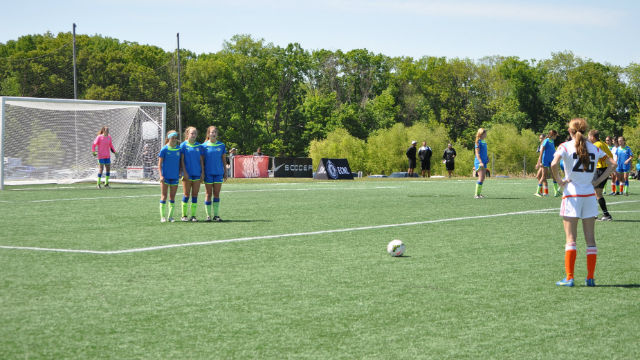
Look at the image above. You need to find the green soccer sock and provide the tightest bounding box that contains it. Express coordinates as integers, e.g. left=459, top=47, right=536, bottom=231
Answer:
left=97, top=175, right=102, bottom=185
left=553, top=181, right=559, bottom=195
left=475, top=182, right=483, bottom=196
left=213, top=199, right=220, bottom=216
left=205, top=201, right=212, bottom=218
left=191, top=203, right=197, bottom=217
left=159, top=201, right=167, bottom=218
left=168, top=201, right=175, bottom=218
left=182, top=200, right=188, bottom=217
left=105, top=175, right=110, bottom=185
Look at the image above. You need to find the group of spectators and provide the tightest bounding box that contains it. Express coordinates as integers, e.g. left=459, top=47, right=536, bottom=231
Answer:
left=406, top=141, right=457, bottom=178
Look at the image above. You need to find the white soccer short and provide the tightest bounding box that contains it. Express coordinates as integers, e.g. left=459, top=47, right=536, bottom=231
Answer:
left=560, top=195, right=598, bottom=219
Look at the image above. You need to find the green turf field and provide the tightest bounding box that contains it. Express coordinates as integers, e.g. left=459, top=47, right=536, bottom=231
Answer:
left=1, top=178, right=638, bottom=359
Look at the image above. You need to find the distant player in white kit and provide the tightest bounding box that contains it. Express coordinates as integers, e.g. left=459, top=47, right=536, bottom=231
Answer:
left=551, top=118, right=615, bottom=287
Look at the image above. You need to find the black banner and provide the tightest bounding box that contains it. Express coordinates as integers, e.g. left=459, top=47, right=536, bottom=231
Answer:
left=314, top=158, right=354, bottom=180
left=273, top=157, right=313, bottom=178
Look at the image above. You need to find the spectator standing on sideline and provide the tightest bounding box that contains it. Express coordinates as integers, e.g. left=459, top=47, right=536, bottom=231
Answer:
left=418, top=141, right=432, bottom=178
left=253, top=147, right=263, bottom=156
left=443, top=143, right=457, bottom=178
left=406, top=141, right=417, bottom=176
left=227, top=147, right=237, bottom=178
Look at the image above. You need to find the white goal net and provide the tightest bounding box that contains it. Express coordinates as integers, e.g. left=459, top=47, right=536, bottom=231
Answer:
left=0, top=97, right=166, bottom=189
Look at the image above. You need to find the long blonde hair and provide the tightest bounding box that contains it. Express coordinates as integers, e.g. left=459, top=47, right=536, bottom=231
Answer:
left=204, top=125, right=217, bottom=142
left=569, top=118, right=590, bottom=170
left=183, top=126, right=197, bottom=143
left=97, top=126, right=108, bottom=136
left=475, top=128, right=486, bottom=146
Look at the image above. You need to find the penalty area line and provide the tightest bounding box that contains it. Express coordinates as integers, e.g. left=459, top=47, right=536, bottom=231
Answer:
left=0, top=207, right=561, bottom=255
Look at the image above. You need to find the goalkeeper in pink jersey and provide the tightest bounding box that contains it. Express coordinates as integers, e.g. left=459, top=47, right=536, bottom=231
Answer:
left=92, top=126, right=117, bottom=188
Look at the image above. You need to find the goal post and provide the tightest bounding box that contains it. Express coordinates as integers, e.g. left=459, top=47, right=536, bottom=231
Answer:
left=0, top=97, right=166, bottom=189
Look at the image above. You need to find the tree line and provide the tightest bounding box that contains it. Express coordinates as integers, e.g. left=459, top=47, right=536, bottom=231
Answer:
left=1, top=32, right=639, bottom=173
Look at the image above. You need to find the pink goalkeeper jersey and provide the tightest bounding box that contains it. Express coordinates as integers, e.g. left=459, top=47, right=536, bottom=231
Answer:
left=92, top=135, right=116, bottom=159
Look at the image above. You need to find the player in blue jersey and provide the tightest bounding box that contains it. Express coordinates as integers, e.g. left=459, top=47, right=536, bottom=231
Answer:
left=180, top=126, right=204, bottom=221
left=202, top=126, right=228, bottom=222
left=157, top=130, right=181, bottom=222
left=474, top=128, right=488, bottom=198
left=535, top=130, right=560, bottom=197
left=615, top=136, right=633, bottom=196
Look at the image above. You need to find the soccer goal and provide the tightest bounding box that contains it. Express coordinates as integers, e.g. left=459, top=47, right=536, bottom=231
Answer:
left=0, top=97, right=166, bottom=189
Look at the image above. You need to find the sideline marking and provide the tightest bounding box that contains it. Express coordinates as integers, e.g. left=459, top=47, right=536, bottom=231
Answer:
left=0, top=206, right=562, bottom=255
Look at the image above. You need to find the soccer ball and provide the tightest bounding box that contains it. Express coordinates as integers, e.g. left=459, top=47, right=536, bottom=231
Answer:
left=387, top=239, right=406, bottom=257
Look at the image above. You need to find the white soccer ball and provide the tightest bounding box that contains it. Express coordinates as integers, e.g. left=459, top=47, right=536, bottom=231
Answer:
left=387, top=239, right=406, bottom=257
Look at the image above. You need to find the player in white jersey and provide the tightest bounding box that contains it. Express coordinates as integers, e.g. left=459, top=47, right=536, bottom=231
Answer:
left=550, top=118, right=615, bottom=288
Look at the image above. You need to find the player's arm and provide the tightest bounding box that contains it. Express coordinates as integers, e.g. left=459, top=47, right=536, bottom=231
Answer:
left=536, top=142, right=544, bottom=168
left=550, top=153, right=567, bottom=187
left=180, top=153, right=188, bottom=181
left=158, top=156, right=164, bottom=183
left=200, top=154, right=205, bottom=180
left=593, top=156, right=615, bottom=186
left=475, top=146, right=484, bottom=167
left=625, top=149, right=632, bottom=165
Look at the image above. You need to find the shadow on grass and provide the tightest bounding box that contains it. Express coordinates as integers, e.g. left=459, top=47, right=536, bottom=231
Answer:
left=217, top=219, right=272, bottom=223
left=612, top=219, right=640, bottom=223
left=596, top=284, right=640, bottom=288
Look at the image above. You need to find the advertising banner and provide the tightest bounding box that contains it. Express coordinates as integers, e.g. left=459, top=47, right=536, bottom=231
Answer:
left=233, top=155, right=269, bottom=178
left=314, top=158, right=354, bottom=180
left=273, top=157, right=313, bottom=178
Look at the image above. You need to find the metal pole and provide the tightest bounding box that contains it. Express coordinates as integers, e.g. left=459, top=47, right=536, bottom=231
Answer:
left=72, top=23, right=77, bottom=99
left=523, top=155, right=526, bottom=177
left=491, top=153, right=494, bottom=177
left=176, top=33, right=182, bottom=139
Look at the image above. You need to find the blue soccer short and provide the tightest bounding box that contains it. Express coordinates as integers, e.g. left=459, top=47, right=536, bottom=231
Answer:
left=98, top=158, right=111, bottom=164
left=204, top=174, right=224, bottom=184
left=164, top=178, right=179, bottom=186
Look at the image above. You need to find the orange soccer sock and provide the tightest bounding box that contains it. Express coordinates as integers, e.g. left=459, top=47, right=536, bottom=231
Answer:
left=586, top=247, right=597, bottom=279
left=620, top=184, right=625, bottom=194
left=543, top=185, right=549, bottom=195
left=564, top=242, right=577, bottom=280
left=611, top=184, right=616, bottom=193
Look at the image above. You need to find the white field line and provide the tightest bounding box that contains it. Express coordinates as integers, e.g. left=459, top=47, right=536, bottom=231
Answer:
left=1, top=200, right=637, bottom=255
left=0, top=207, right=562, bottom=255
left=2, top=186, right=400, bottom=203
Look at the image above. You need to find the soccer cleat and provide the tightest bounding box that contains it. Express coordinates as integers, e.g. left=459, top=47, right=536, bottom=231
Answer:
left=598, top=214, right=612, bottom=221
left=556, top=278, right=574, bottom=287
left=534, top=193, right=543, bottom=197
left=614, top=192, right=620, bottom=196
left=212, top=216, right=223, bottom=222
left=585, top=278, right=596, bottom=287
left=205, top=216, right=212, bottom=222
left=168, top=217, right=175, bottom=223
left=554, top=192, right=560, bottom=197
left=190, top=216, right=198, bottom=222
left=607, top=191, right=615, bottom=195
left=181, top=216, right=189, bottom=222
left=96, top=183, right=101, bottom=189
left=104, top=184, right=110, bottom=189
left=160, top=217, right=167, bottom=223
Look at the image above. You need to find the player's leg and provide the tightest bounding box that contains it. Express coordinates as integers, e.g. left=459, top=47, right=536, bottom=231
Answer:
left=582, top=216, right=597, bottom=286
left=623, top=172, right=629, bottom=195
left=475, top=167, right=486, bottom=198
left=535, top=166, right=543, bottom=196
left=189, top=179, right=201, bottom=221
left=212, top=181, right=223, bottom=221
left=204, top=181, right=213, bottom=221
left=542, top=167, right=549, bottom=196
left=97, top=163, right=104, bottom=188
left=160, top=181, right=169, bottom=222
left=181, top=178, right=192, bottom=221
left=610, top=172, right=617, bottom=195
left=168, top=183, right=178, bottom=222
left=557, top=216, right=579, bottom=287
left=104, top=163, right=111, bottom=187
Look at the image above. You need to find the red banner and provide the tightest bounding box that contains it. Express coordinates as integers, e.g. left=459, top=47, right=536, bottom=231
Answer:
left=233, top=155, right=269, bottom=178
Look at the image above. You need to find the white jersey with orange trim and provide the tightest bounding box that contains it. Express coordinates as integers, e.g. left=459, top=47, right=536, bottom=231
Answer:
left=554, top=140, right=605, bottom=196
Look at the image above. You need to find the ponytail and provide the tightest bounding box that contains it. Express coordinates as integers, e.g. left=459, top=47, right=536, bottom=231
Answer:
left=475, top=128, right=486, bottom=146
left=569, top=118, right=590, bottom=170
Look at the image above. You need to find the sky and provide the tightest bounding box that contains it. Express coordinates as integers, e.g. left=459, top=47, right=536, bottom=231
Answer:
left=1, top=0, right=639, bottom=66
